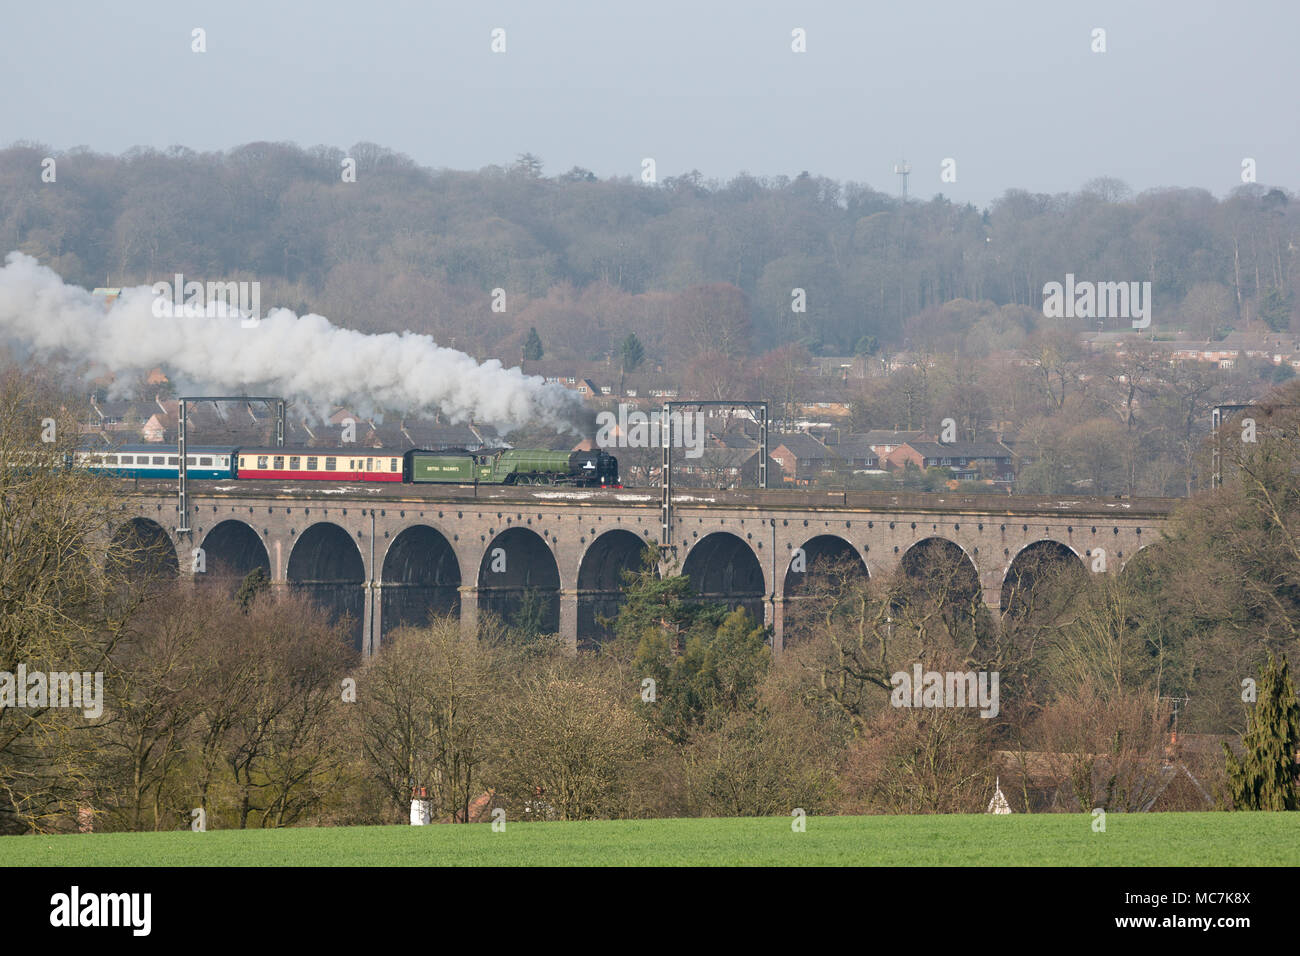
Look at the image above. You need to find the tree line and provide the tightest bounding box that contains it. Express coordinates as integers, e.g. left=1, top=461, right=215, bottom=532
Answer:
left=2, top=142, right=1295, bottom=370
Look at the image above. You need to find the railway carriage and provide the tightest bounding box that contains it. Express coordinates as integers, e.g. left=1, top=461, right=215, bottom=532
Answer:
left=234, top=447, right=403, bottom=482
left=76, top=445, right=236, bottom=480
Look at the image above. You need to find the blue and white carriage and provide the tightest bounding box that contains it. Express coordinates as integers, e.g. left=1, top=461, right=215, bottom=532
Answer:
left=75, top=444, right=237, bottom=480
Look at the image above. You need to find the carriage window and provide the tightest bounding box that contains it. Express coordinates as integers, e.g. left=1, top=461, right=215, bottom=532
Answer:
left=390, top=458, right=398, bottom=471
left=273, top=456, right=283, bottom=469
left=199, top=457, right=213, bottom=467
left=152, top=456, right=165, bottom=465
left=105, top=456, right=118, bottom=465
left=306, top=457, right=318, bottom=471
left=120, top=455, right=133, bottom=465
left=325, top=457, right=337, bottom=471
left=257, top=456, right=269, bottom=469
left=289, top=456, right=300, bottom=469
left=167, top=456, right=178, bottom=465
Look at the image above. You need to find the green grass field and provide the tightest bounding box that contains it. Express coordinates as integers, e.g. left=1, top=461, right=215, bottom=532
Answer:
left=1, top=812, right=1295, bottom=866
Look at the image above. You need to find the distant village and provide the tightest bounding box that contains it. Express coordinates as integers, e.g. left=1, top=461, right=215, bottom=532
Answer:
left=76, top=325, right=1300, bottom=495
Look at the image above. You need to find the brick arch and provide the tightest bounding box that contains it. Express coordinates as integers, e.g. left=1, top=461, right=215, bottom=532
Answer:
left=198, top=519, right=270, bottom=588
left=783, top=533, right=868, bottom=595
left=287, top=522, right=366, bottom=652
left=109, top=517, right=179, bottom=584
left=899, top=536, right=981, bottom=606
left=1001, top=539, right=1086, bottom=619
left=477, top=527, right=561, bottom=634
left=381, top=524, right=462, bottom=635
left=577, top=529, right=654, bottom=648
left=681, top=531, right=766, bottom=624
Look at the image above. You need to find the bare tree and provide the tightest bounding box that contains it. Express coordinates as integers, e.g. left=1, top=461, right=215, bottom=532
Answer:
left=490, top=665, right=650, bottom=820
left=1030, top=680, right=1174, bottom=812
left=0, top=368, right=150, bottom=832
left=359, top=618, right=492, bottom=823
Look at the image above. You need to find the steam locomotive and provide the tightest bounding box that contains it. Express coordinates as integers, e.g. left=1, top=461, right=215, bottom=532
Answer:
left=75, top=445, right=620, bottom=487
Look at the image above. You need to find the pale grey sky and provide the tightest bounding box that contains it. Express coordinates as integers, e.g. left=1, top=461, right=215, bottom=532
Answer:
left=3, top=0, right=1296, bottom=206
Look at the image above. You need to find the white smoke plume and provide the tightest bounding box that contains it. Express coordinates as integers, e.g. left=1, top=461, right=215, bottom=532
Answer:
left=0, top=252, right=584, bottom=433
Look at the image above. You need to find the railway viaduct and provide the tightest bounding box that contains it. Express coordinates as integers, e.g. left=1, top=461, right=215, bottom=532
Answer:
left=112, top=481, right=1178, bottom=655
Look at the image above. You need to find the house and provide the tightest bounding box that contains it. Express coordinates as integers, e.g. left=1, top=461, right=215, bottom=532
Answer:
left=830, top=430, right=928, bottom=457
left=675, top=448, right=778, bottom=489
left=993, top=736, right=1222, bottom=812
left=885, top=440, right=1015, bottom=482
left=81, top=397, right=150, bottom=437
left=710, top=430, right=759, bottom=450
left=397, top=421, right=491, bottom=450
left=885, top=351, right=937, bottom=372
left=770, top=433, right=834, bottom=485
left=826, top=436, right=880, bottom=472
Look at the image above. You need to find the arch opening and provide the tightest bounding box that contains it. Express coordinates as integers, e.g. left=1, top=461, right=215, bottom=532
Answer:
left=783, top=534, right=868, bottom=596
left=681, top=531, right=765, bottom=626
left=577, top=530, right=654, bottom=649
left=287, top=522, right=365, bottom=651
left=782, top=534, right=869, bottom=639
left=477, top=527, right=560, bottom=636
left=899, top=537, right=981, bottom=608
left=893, top=537, right=993, bottom=657
left=109, top=517, right=178, bottom=586
left=198, top=520, right=271, bottom=592
left=382, top=525, right=461, bottom=638
left=1001, top=540, right=1086, bottom=622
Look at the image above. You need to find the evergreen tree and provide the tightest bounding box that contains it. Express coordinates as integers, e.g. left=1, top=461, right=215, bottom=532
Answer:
left=509, top=587, right=553, bottom=640
left=522, top=327, right=544, bottom=361
left=1224, top=654, right=1300, bottom=810
left=235, top=566, right=270, bottom=612
left=1258, top=287, right=1294, bottom=333
left=612, top=548, right=701, bottom=652
left=619, top=333, right=645, bottom=394
left=620, top=333, right=645, bottom=372
left=633, top=606, right=769, bottom=744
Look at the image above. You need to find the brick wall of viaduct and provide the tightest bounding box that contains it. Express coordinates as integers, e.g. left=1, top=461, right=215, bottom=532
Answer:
left=116, top=482, right=1178, bottom=656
